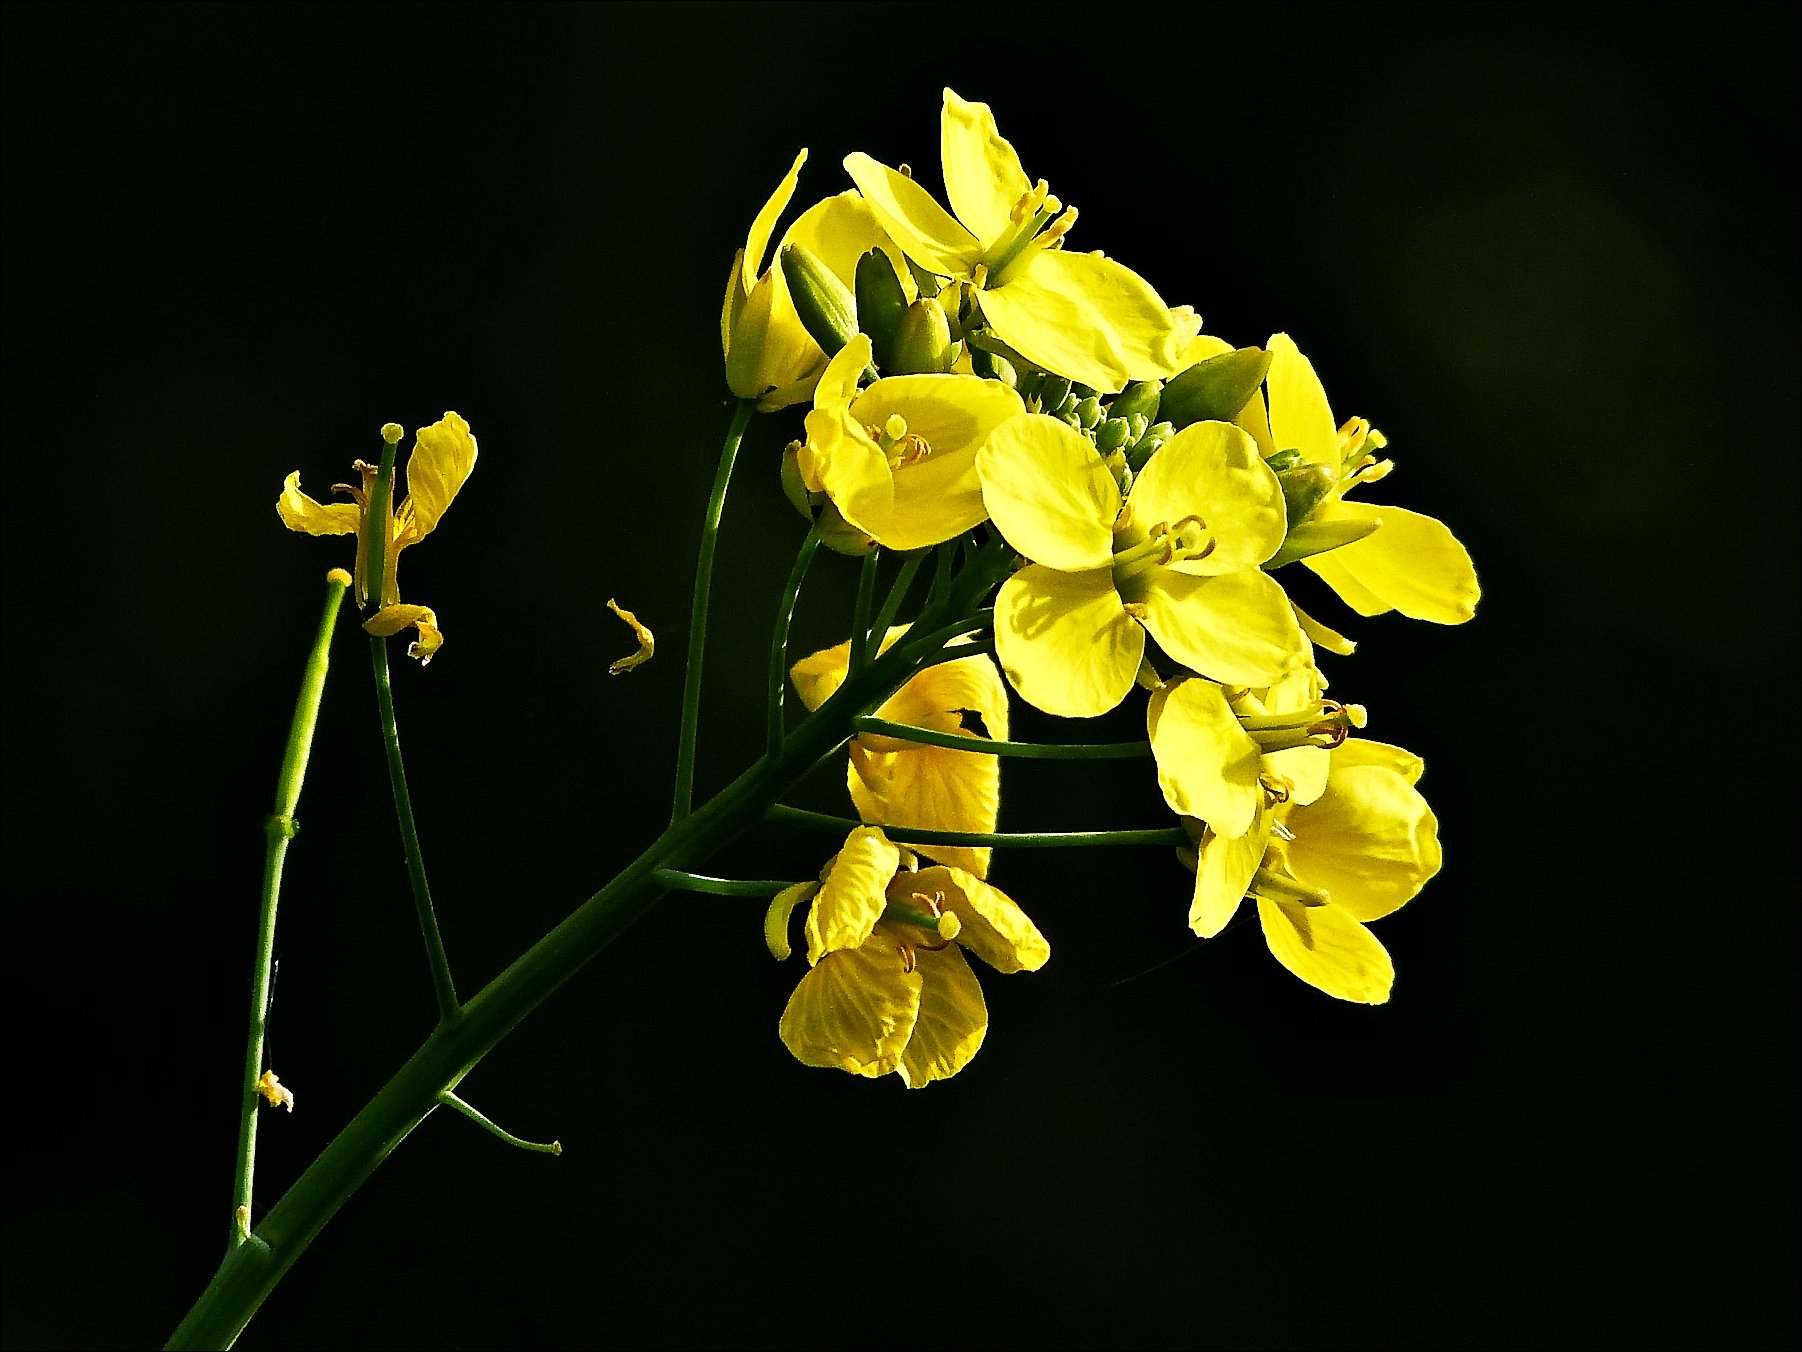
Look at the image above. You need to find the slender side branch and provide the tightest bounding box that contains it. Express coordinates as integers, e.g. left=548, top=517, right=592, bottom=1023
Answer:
left=233, top=571, right=351, bottom=1248
left=764, top=804, right=1188, bottom=849
left=673, top=399, right=756, bottom=821
left=653, top=869, right=798, bottom=896
left=370, top=634, right=459, bottom=1022
left=766, top=519, right=822, bottom=753
left=438, top=1091, right=561, bottom=1156
left=869, top=550, right=927, bottom=646
left=847, top=547, right=881, bottom=673
left=851, top=716, right=1152, bottom=760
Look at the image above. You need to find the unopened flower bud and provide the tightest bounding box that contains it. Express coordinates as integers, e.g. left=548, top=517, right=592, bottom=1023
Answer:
left=779, top=244, right=858, bottom=358
left=1159, top=346, right=1273, bottom=429
left=889, top=297, right=956, bottom=374
left=854, top=249, right=909, bottom=370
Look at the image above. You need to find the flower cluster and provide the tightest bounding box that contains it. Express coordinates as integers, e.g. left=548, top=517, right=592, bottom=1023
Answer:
left=750, top=91, right=1479, bottom=1084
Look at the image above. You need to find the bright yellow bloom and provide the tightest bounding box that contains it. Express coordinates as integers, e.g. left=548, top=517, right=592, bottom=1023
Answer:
left=773, top=827, right=1048, bottom=1086
left=721, top=150, right=912, bottom=412
left=790, top=627, right=1009, bottom=878
left=1252, top=334, right=1479, bottom=624
left=844, top=89, right=1191, bottom=393
left=276, top=411, right=476, bottom=661
left=1185, top=738, right=1441, bottom=1003
left=795, top=334, right=1024, bottom=550
left=978, top=412, right=1307, bottom=717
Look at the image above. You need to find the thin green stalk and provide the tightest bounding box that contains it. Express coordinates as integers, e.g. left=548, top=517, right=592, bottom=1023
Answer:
left=852, top=716, right=1152, bottom=760
left=847, top=546, right=881, bottom=673
left=362, top=435, right=400, bottom=607
left=167, top=604, right=953, bottom=1351
left=370, top=634, right=459, bottom=1022
left=437, top=1091, right=561, bottom=1156
left=232, top=571, right=351, bottom=1249
left=672, top=399, right=756, bottom=821
left=764, top=803, right=1187, bottom=850
left=653, top=869, right=797, bottom=896
left=766, top=519, right=822, bottom=753
left=924, top=537, right=958, bottom=607
left=868, top=549, right=927, bottom=645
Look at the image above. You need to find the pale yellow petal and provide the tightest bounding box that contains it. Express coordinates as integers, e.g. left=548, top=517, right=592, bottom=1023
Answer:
left=1190, top=808, right=1269, bottom=938
left=725, top=271, right=824, bottom=405
left=1302, top=500, right=1480, bottom=624
left=1291, top=599, right=1356, bottom=656
left=779, top=939, right=921, bottom=1077
left=1128, top=421, right=1286, bottom=574
left=852, top=373, right=1024, bottom=454
left=1138, top=569, right=1306, bottom=688
left=1148, top=679, right=1263, bottom=839
left=843, top=152, right=982, bottom=279
left=850, top=742, right=997, bottom=879
left=939, top=88, right=1030, bottom=247
left=1282, top=764, right=1441, bottom=923
left=805, top=826, right=900, bottom=963
left=872, top=444, right=987, bottom=549
left=994, top=564, right=1143, bottom=718
left=899, top=944, right=988, bottom=1088
left=1257, top=898, right=1393, bottom=1004
left=1333, top=738, right=1425, bottom=785
left=977, top=413, right=1118, bottom=571
left=276, top=472, right=360, bottom=536
left=813, top=334, right=871, bottom=412
left=790, top=637, right=853, bottom=712
left=403, top=412, right=477, bottom=541
left=364, top=603, right=443, bottom=664
left=915, top=866, right=1050, bottom=973
left=876, top=644, right=1010, bottom=743
left=1264, top=333, right=1340, bottom=466
left=805, top=404, right=894, bottom=542
left=744, top=148, right=808, bottom=292
left=721, top=248, right=748, bottom=358
left=763, top=881, right=818, bottom=961
left=978, top=249, right=1186, bottom=392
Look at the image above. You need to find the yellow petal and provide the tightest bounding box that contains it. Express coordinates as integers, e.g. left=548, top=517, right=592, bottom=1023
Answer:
left=898, top=944, right=988, bottom=1088
left=876, top=642, right=1010, bottom=743
left=1148, top=679, right=1263, bottom=839
left=853, top=372, right=1024, bottom=451
left=977, top=413, right=1118, bottom=571
left=1303, top=500, right=1480, bottom=624
left=805, top=405, right=894, bottom=542
left=843, top=151, right=981, bottom=279
left=744, top=148, right=808, bottom=294
left=1190, top=807, right=1269, bottom=938
left=779, top=939, right=922, bottom=1078
left=939, top=88, right=1031, bottom=247
left=763, top=881, right=818, bottom=961
left=364, top=603, right=443, bottom=664
left=976, top=249, right=1186, bottom=393
left=805, top=826, right=900, bottom=963
left=1128, top=421, right=1286, bottom=574
left=1257, top=898, right=1394, bottom=1004
left=994, top=564, right=1143, bottom=718
left=1137, top=568, right=1306, bottom=688
left=813, top=333, right=871, bottom=412
left=721, top=248, right=748, bottom=359
left=913, top=866, right=1049, bottom=973
left=790, top=637, right=853, bottom=712
left=850, top=742, right=998, bottom=879
left=1264, top=333, right=1340, bottom=466
left=1281, top=764, right=1441, bottom=923
left=276, top=472, right=360, bottom=536
left=1332, top=738, right=1425, bottom=785
left=404, top=413, right=478, bottom=541
left=1292, top=599, right=1356, bottom=656
left=781, top=190, right=915, bottom=306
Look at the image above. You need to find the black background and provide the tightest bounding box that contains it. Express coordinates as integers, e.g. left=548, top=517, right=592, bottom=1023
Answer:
left=3, top=3, right=1796, bottom=1348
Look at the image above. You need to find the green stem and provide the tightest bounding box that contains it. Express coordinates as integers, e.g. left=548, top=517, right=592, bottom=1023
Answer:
left=653, top=869, right=798, bottom=897
left=232, top=572, right=351, bottom=1248
left=868, top=549, right=927, bottom=646
left=362, top=437, right=399, bottom=607
left=370, top=634, right=459, bottom=1022
left=764, top=804, right=1187, bottom=849
left=852, top=716, right=1151, bottom=760
left=766, top=519, right=822, bottom=753
left=672, top=400, right=756, bottom=821
left=847, top=547, right=881, bottom=673
left=438, top=1091, right=561, bottom=1156
left=167, top=603, right=957, bottom=1351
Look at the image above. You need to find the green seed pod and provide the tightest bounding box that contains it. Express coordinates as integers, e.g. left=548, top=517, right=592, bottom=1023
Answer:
left=1160, top=346, right=1273, bottom=429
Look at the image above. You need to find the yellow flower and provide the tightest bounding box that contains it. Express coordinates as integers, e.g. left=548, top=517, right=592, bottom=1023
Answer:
left=1251, top=333, right=1479, bottom=624
left=977, top=412, right=1307, bottom=717
left=773, top=827, right=1048, bottom=1086
left=276, top=412, right=476, bottom=661
left=1185, top=738, right=1442, bottom=1003
left=844, top=89, right=1191, bottom=393
left=795, top=335, right=1024, bottom=550
left=721, top=151, right=913, bottom=412
left=790, top=627, right=1009, bottom=878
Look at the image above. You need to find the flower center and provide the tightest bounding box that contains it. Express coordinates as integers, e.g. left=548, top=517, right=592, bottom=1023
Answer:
left=869, top=413, right=933, bottom=471
left=979, top=178, right=1079, bottom=288
left=1110, top=515, right=1216, bottom=593
left=1238, top=699, right=1367, bottom=753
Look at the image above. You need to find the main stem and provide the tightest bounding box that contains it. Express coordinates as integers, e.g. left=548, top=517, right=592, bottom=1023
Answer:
left=370, top=634, right=459, bottom=1021
left=232, top=572, right=350, bottom=1248
left=168, top=589, right=966, bottom=1350
left=672, top=399, right=756, bottom=821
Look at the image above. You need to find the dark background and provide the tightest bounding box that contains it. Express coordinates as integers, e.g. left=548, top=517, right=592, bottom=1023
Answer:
left=3, top=3, right=1796, bottom=1348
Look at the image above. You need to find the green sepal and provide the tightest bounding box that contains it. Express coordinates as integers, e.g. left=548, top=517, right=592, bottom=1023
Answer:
left=780, top=445, right=817, bottom=520
left=1277, top=462, right=1336, bottom=527
left=780, top=244, right=858, bottom=358
left=854, top=249, right=909, bottom=370
left=1125, top=420, right=1175, bottom=471
left=1265, top=447, right=1305, bottom=472
left=817, top=501, right=876, bottom=556
left=1263, top=515, right=1382, bottom=570
left=1159, top=346, right=1273, bottom=429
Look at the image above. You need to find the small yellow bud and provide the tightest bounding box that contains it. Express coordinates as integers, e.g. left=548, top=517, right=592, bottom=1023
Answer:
left=380, top=423, right=405, bottom=445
